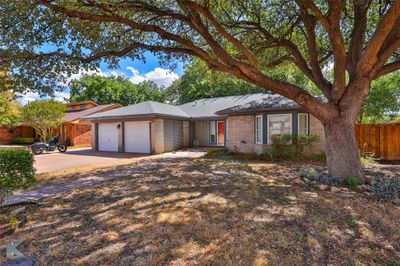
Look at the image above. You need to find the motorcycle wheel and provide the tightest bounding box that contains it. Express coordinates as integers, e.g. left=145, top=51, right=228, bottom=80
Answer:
left=58, top=144, right=67, bottom=153
left=32, top=148, right=43, bottom=155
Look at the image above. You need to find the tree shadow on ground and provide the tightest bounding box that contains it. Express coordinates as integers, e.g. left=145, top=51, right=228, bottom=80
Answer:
left=1, top=158, right=399, bottom=265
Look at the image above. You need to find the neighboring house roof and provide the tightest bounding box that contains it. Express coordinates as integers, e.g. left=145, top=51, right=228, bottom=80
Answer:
left=178, top=93, right=271, bottom=119
left=84, top=101, right=190, bottom=120
left=66, top=100, right=98, bottom=107
left=64, top=104, right=121, bottom=122
left=216, top=94, right=300, bottom=115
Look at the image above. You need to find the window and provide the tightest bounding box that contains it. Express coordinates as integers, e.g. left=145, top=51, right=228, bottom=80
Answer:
left=255, top=115, right=263, bottom=144
left=209, top=120, right=216, bottom=144
left=268, top=114, right=292, bottom=143
left=298, top=113, right=309, bottom=135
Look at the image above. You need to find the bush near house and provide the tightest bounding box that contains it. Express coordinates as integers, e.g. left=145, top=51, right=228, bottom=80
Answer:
left=11, top=138, right=37, bottom=144
left=269, top=134, right=319, bottom=160
left=206, top=134, right=322, bottom=162
left=0, top=149, right=36, bottom=204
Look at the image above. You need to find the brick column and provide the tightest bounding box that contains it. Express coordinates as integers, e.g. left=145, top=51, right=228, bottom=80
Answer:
left=182, top=121, right=190, bottom=148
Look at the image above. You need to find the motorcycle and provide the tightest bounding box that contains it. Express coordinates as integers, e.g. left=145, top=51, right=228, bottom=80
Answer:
left=30, top=136, right=68, bottom=155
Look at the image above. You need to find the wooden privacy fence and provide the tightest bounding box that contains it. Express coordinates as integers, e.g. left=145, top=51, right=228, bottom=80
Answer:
left=355, top=123, right=400, bottom=160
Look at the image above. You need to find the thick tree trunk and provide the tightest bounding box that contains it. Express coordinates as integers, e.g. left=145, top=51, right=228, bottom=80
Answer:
left=324, top=117, right=364, bottom=184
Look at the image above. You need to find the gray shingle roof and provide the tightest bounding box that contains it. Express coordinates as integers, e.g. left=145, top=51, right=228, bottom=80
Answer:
left=83, top=93, right=304, bottom=121
left=178, top=93, right=271, bottom=119
left=84, top=101, right=190, bottom=120
left=216, top=94, right=300, bottom=115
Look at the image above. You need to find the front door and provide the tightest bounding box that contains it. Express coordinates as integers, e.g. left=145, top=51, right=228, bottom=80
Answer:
left=217, top=121, right=225, bottom=146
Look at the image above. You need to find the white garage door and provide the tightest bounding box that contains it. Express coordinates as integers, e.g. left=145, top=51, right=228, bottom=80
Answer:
left=125, top=121, right=150, bottom=153
left=98, top=123, right=119, bottom=152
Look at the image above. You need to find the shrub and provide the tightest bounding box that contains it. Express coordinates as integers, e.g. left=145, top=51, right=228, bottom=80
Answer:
left=360, top=155, right=375, bottom=166
left=370, top=176, right=400, bottom=203
left=205, top=149, right=268, bottom=162
left=298, top=167, right=338, bottom=186
left=299, top=167, right=318, bottom=180
left=11, top=137, right=37, bottom=144
left=269, top=135, right=295, bottom=160
left=0, top=149, right=36, bottom=204
left=347, top=176, right=359, bottom=190
left=269, top=134, right=319, bottom=160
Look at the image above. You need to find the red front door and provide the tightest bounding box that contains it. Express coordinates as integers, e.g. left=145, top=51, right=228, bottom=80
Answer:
left=217, top=121, right=225, bottom=146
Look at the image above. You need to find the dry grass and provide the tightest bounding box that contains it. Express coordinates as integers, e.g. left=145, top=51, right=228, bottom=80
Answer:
left=1, top=158, right=399, bottom=265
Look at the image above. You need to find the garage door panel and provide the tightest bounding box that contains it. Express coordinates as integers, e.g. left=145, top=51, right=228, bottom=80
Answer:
left=125, top=121, right=150, bottom=153
left=98, top=123, right=119, bottom=152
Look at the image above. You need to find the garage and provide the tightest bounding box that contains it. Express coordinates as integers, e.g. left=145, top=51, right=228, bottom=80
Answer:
left=98, top=122, right=119, bottom=152
left=124, top=121, right=150, bottom=153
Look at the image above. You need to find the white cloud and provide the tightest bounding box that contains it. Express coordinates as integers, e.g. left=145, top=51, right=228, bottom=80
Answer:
left=18, top=91, right=70, bottom=105
left=65, top=66, right=179, bottom=88
left=126, top=67, right=179, bottom=87
left=18, top=91, right=40, bottom=105
left=126, top=67, right=146, bottom=84
left=53, top=91, right=70, bottom=102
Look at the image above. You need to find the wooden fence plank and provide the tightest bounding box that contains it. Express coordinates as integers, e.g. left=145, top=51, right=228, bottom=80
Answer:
left=356, top=123, right=400, bottom=160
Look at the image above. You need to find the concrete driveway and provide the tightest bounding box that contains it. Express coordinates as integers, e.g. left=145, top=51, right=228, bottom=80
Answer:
left=34, top=148, right=207, bottom=174
left=34, top=148, right=143, bottom=174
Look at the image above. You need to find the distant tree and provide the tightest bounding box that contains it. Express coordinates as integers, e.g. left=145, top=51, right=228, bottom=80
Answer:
left=358, top=73, right=400, bottom=123
left=164, top=59, right=263, bottom=104
left=70, top=75, right=165, bottom=105
left=21, top=100, right=66, bottom=142
left=0, top=91, right=20, bottom=127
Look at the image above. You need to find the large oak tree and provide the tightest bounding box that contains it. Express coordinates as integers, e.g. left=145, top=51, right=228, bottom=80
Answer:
left=2, top=0, right=400, bottom=182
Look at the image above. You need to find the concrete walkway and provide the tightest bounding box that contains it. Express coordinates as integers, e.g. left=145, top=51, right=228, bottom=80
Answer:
left=2, top=150, right=206, bottom=207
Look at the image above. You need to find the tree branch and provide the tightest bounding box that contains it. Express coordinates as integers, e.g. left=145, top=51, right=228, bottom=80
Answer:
left=300, top=10, right=332, bottom=98
left=375, top=60, right=400, bottom=78
left=300, top=0, right=347, bottom=101
left=179, top=0, right=258, bottom=67
left=33, top=0, right=337, bottom=122
left=357, top=1, right=400, bottom=73
left=346, top=0, right=371, bottom=79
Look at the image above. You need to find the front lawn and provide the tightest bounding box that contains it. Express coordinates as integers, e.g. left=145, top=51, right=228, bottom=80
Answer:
left=1, top=158, right=399, bottom=265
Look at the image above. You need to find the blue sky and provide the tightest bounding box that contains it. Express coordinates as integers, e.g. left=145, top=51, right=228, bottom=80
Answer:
left=111, top=52, right=184, bottom=76
left=19, top=52, right=185, bottom=104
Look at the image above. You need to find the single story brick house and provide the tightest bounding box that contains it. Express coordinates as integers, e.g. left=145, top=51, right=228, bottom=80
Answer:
left=84, top=93, right=325, bottom=154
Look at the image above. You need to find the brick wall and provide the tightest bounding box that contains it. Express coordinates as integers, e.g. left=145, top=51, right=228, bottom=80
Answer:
left=151, top=118, right=165, bottom=154
left=182, top=121, right=189, bottom=148
left=163, top=119, right=183, bottom=152
left=91, top=123, right=96, bottom=151
left=227, top=115, right=265, bottom=154
left=71, top=124, right=92, bottom=146
left=227, top=114, right=326, bottom=154
left=150, top=118, right=186, bottom=154
left=0, top=127, right=22, bottom=144
left=309, top=115, right=326, bottom=154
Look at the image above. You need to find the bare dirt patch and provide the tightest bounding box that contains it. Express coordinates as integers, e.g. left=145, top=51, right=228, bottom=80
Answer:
left=1, top=158, right=399, bottom=265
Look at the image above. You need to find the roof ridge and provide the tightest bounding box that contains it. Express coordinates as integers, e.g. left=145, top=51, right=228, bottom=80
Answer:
left=178, top=92, right=270, bottom=106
